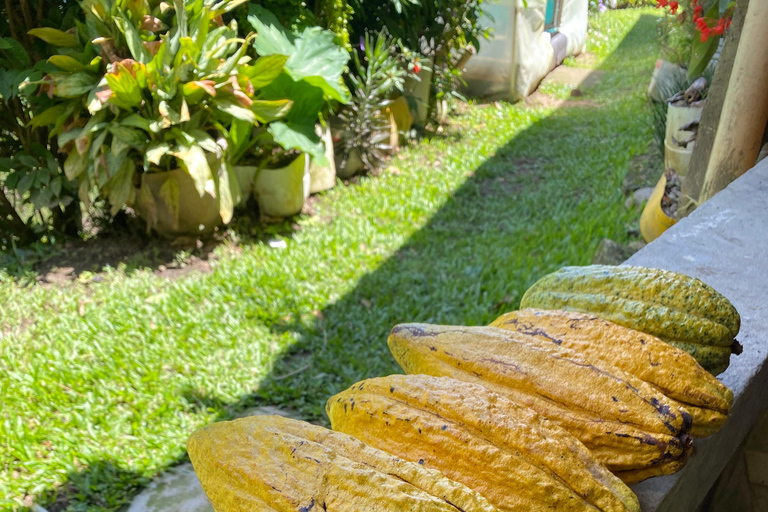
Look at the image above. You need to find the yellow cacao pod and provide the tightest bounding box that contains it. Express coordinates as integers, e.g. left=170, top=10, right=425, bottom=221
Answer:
left=388, top=323, right=693, bottom=474
left=490, top=308, right=733, bottom=438
left=187, top=415, right=502, bottom=512
left=328, top=374, right=640, bottom=512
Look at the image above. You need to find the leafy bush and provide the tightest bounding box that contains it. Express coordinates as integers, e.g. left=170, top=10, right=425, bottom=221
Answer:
left=336, top=31, right=406, bottom=172
left=31, top=0, right=348, bottom=231
left=348, top=0, right=488, bottom=122
left=0, top=0, right=82, bottom=247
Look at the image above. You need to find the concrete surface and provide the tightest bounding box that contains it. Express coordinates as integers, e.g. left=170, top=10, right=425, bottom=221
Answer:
left=626, top=157, right=768, bottom=511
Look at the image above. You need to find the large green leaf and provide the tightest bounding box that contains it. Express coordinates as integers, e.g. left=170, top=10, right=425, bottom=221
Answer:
left=248, top=5, right=295, bottom=56
left=63, top=150, right=87, bottom=180
left=268, top=121, right=326, bottom=165
left=245, top=54, right=288, bottom=89
left=107, top=159, right=135, bottom=215
left=286, top=27, right=350, bottom=103
left=247, top=8, right=349, bottom=103
left=250, top=99, right=292, bottom=124
left=262, top=73, right=322, bottom=125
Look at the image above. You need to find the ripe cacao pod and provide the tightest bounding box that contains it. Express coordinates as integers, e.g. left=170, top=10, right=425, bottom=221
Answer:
left=187, top=415, right=501, bottom=512
left=491, top=308, right=733, bottom=438
left=328, top=374, right=641, bottom=512
left=388, top=323, right=693, bottom=475
left=520, top=265, right=741, bottom=374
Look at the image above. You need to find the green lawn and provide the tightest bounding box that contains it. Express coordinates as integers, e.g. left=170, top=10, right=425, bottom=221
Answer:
left=0, top=8, right=662, bottom=511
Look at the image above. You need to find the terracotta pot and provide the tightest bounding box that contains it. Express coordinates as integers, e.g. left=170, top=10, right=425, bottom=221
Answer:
left=253, top=154, right=309, bottom=218
left=135, top=169, right=222, bottom=238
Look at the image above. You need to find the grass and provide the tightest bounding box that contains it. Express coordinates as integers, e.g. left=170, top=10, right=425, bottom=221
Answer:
left=0, top=8, right=662, bottom=511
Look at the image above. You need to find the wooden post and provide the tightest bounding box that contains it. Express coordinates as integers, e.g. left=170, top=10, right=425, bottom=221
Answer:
left=698, top=0, right=768, bottom=202
left=678, top=0, right=749, bottom=216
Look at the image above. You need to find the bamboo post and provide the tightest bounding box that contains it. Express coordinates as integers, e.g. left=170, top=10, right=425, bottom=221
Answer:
left=698, top=0, right=768, bottom=202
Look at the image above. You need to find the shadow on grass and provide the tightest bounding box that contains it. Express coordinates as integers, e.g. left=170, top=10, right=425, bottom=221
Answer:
left=28, top=14, right=658, bottom=511
left=34, top=459, right=154, bottom=512
left=246, top=14, right=660, bottom=420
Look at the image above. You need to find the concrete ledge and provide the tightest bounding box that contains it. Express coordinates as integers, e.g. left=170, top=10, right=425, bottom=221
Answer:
left=626, top=159, right=768, bottom=511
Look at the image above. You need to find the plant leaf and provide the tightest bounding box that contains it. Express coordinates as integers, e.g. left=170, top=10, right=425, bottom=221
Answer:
left=48, top=55, right=86, bottom=72
left=27, top=28, right=78, bottom=47
left=250, top=99, right=292, bottom=123
left=688, top=2, right=721, bottom=78
left=174, top=144, right=212, bottom=197
left=268, top=121, right=325, bottom=164
left=0, top=38, right=31, bottom=68
left=248, top=5, right=295, bottom=56
left=108, top=159, right=135, bottom=215
left=63, top=150, right=87, bottom=180
left=114, top=17, right=152, bottom=63
left=244, top=54, right=288, bottom=89
left=285, top=27, right=350, bottom=102
left=146, top=142, right=172, bottom=166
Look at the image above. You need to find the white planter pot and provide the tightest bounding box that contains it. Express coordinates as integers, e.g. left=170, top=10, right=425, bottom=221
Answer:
left=233, top=165, right=258, bottom=207
left=665, top=102, right=703, bottom=147
left=664, top=139, right=694, bottom=178
left=253, top=154, right=310, bottom=218
left=664, top=102, right=703, bottom=177
left=309, top=125, right=336, bottom=194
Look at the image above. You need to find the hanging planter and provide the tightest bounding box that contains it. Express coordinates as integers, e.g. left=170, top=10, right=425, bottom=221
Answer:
left=253, top=154, right=310, bottom=218
left=134, top=169, right=221, bottom=238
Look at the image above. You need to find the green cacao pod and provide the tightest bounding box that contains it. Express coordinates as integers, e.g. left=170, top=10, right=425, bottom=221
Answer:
left=520, top=265, right=741, bottom=374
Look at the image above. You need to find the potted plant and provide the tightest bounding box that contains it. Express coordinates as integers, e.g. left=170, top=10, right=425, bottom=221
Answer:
left=335, top=31, right=407, bottom=178
left=31, top=0, right=298, bottom=237
left=229, top=6, right=350, bottom=216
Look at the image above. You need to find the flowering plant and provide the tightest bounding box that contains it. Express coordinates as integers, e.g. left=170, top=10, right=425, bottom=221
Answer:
left=657, top=0, right=735, bottom=77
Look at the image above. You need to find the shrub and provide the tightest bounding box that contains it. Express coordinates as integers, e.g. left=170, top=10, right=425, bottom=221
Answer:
left=0, top=0, right=82, bottom=247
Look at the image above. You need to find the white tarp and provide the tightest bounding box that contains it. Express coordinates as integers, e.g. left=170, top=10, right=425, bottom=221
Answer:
left=558, top=0, right=588, bottom=57
left=461, top=0, right=587, bottom=101
left=511, top=0, right=555, bottom=100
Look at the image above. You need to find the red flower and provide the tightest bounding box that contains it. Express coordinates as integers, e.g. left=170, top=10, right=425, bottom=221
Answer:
left=700, top=27, right=712, bottom=42
left=696, top=17, right=709, bottom=30
left=656, top=0, right=668, bottom=7
left=694, top=4, right=703, bottom=15
left=413, top=62, right=421, bottom=74
left=669, top=1, right=678, bottom=14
